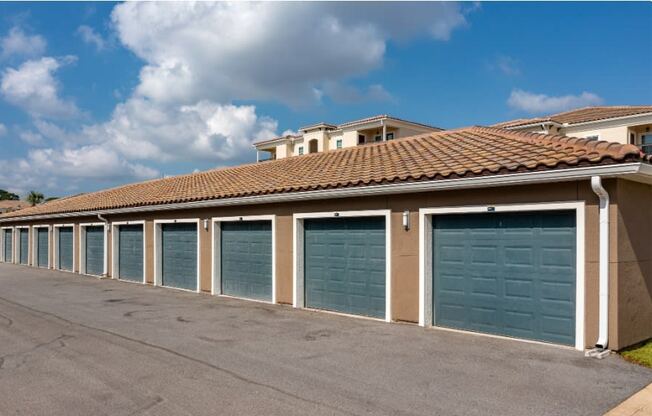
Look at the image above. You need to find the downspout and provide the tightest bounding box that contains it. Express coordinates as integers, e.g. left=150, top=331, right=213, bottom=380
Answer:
left=97, top=214, right=110, bottom=278
left=586, top=176, right=610, bottom=358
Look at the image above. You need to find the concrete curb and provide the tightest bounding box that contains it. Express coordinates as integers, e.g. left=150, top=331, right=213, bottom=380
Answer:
left=605, top=382, right=652, bottom=416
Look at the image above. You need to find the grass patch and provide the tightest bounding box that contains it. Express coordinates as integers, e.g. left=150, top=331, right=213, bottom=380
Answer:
left=621, top=339, right=652, bottom=368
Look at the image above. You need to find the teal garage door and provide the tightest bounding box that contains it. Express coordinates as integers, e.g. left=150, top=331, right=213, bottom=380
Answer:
left=58, top=227, right=73, bottom=271
left=161, top=223, right=197, bottom=290
left=433, top=211, right=576, bottom=346
left=19, top=229, right=29, bottom=265
left=304, top=217, right=386, bottom=319
left=221, top=221, right=272, bottom=301
left=118, top=225, right=143, bottom=282
left=37, top=228, right=49, bottom=268
left=3, top=229, right=12, bottom=263
left=85, top=226, right=104, bottom=276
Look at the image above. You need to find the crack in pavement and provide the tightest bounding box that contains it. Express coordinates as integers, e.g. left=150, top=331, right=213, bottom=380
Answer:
left=0, top=334, right=73, bottom=370
left=0, top=312, right=13, bottom=327
left=0, top=295, right=362, bottom=416
left=127, top=395, right=165, bottom=416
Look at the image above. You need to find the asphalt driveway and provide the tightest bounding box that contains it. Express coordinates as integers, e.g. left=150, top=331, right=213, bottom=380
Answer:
left=0, top=263, right=649, bottom=416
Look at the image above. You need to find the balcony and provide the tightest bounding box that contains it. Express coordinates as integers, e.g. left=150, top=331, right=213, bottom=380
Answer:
left=630, top=124, right=652, bottom=155
left=256, top=149, right=276, bottom=162
left=355, top=126, right=398, bottom=145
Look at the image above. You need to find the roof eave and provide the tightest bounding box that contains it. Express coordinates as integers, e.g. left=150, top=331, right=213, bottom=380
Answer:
left=504, top=120, right=562, bottom=130
left=1, top=162, right=647, bottom=223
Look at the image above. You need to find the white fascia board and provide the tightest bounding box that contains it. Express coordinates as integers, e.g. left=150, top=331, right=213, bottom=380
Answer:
left=0, top=163, right=648, bottom=223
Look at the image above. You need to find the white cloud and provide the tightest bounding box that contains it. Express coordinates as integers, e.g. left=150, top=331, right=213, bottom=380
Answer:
left=1, top=56, right=79, bottom=119
left=83, top=98, right=277, bottom=164
left=490, top=55, right=520, bottom=76
left=19, top=130, right=45, bottom=146
left=507, top=89, right=604, bottom=114
left=28, top=146, right=158, bottom=180
left=3, top=3, right=474, bottom=194
left=0, top=146, right=159, bottom=196
left=1, top=27, right=46, bottom=59
left=77, top=25, right=109, bottom=51
left=111, top=2, right=469, bottom=106
left=0, top=123, right=6, bottom=136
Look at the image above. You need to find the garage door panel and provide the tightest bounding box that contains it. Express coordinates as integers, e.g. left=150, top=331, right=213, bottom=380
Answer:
left=37, top=228, right=48, bottom=268
left=85, top=226, right=104, bottom=276
left=305, top=217, right=386, bottom=319
left=434, top=211, right=576, bottom=346
left=19, top=229, right=29, bottom=264
left=221, top=221, right=272, bottom=301
left=58, top=227, right=73, bottom=271
left=118, top=225, right=143, bottom=282
left=162, top=223, right=197, bottom=291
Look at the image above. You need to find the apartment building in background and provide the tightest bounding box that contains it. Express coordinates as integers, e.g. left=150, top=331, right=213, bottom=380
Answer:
left=253, top=114, right=441, bottom=161
left=494, top=106, right=652, bottom=154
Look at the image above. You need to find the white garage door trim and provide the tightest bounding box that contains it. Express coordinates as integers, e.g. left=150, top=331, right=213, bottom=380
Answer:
left=153, top=218, right=201, bottom=293
left=79, top=222, right=108, bottom=277
left=211, top=215, right=276, bottom=304
left=1, top=226, right=14, bottom=263
left=111, top=221, right=146, bottom=284
left=53, top=223, right=76, bottom=273
left=14, top=225, right=29, bottom=265
left=418, top=201, right=585, bottom=351
left=293, top=209, right=392, bottom=322
left=31, top=225, right=51, bottom=268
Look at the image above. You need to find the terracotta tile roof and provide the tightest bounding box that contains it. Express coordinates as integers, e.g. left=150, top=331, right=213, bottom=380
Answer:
left=0, top=200, right=28, bottom=212
left=494, top=106, right=652, bottom=129
left=1, top=126, right=645, bottom=220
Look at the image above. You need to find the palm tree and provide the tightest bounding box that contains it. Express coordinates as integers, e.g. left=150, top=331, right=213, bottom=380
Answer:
left=26, top=191, right=44, bottom=206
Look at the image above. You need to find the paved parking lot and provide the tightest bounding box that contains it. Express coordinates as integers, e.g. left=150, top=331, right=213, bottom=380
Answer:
left=0, top=263, right=649, bottom=416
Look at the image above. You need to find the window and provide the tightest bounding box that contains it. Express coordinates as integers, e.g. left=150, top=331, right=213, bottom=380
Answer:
left=336, top=139, right=342, bottom=149
left=641, top=134, right=652, bottom=155
left=585, top=135, right=599, bottom=141
left=374, top=135, right=382, bottom=142
left=298, top=146, right=304, bottom=155
left=386, top=132, right=394, bottom=140
left=358, top=134, right=365, bottom=145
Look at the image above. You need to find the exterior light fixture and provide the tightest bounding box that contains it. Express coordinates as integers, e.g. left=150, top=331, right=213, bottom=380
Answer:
left=203, top=219, right=209, bottom=230
left=402, top=210, right=410, bottom=230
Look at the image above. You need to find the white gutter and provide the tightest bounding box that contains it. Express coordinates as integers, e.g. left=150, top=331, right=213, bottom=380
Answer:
left=586, top=176, right=610, bottom=359
left=0, top=162, right=645, bottom=223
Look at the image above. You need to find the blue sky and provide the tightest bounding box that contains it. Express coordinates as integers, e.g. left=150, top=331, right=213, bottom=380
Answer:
left=0, top=2, right=650, bottom=198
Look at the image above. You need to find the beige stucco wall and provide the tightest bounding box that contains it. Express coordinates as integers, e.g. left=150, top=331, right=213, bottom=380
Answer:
left=563, top=125, right=629, bottom=144
left=394, top=126, right=424, bottom=139
left=613, top=179, right=652, bottom=349
left=328, top=131, right=344, bottom=150
left=3, top=179, right=651, bottom=349
left=301, top=130, right=328, bottom=153
left=341, top=130, right=358, bottom=148
left=275, top=143, right=288, bottom=159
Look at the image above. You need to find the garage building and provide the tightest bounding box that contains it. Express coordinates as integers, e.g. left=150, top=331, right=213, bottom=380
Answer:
left=1, top=127, right=650, bottom=352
